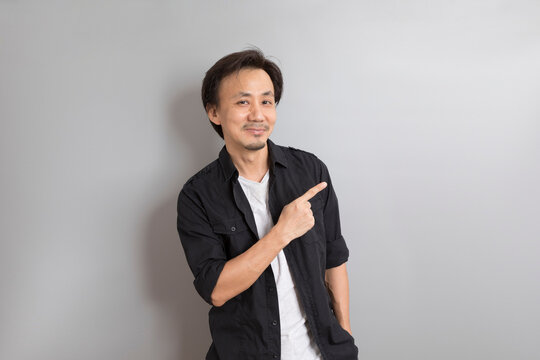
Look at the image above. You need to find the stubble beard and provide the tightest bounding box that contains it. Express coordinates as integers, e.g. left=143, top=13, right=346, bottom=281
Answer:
left=242, top=125, right=269, bottom=151
left=244, top=140, right=266, bottom=151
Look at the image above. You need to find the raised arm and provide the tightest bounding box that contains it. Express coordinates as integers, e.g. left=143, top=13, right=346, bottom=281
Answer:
left=210, top=182, right=328, bottom=306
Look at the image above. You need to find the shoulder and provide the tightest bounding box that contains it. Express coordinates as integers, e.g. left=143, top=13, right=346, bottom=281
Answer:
left=278, top=145, right=337, bottom=187
left=282, top=145, right=327, bottom=170
left=284, top=145, right=317, bottom=158
left=275, top=144, right=334, bottom=184
left=180, top=159, right=220, bottom=195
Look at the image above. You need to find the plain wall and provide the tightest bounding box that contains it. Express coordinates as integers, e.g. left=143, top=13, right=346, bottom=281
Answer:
left=1, top=1, right=539, bottom=359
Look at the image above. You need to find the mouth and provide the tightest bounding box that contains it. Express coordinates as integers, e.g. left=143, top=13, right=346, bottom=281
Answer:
left=244, top=127, right=267, bottom=136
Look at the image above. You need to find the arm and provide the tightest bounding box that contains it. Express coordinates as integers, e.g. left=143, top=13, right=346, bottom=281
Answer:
left=317, top=159, right=351, bottom=332
left=210, top=227, right=285, bottom=306
left=210, top=182, right=328, bottom=307
left=325, top=262, right=352, bottom=335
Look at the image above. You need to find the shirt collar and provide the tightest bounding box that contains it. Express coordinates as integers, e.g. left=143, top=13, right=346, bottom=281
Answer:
left=218, top=139, right=288, bottom=182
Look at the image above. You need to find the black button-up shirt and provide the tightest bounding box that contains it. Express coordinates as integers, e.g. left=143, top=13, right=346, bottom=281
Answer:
left=177, top=139, right=358, bottom=359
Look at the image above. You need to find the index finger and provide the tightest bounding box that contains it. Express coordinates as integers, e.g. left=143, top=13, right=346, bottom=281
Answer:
left=298, top=182, right=327, bottom=202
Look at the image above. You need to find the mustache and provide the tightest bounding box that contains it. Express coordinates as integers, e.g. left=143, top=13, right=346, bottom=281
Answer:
left=242, top=125, right=269, bottom=130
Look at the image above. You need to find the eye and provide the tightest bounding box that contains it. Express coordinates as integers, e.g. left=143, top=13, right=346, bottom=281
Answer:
left=262, top=100, right=274, bottom=105
left=237, top=100, right=248, bottom=105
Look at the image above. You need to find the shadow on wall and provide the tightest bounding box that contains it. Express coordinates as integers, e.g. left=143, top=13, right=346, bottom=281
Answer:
left=144, top=86, right=221, bottom=359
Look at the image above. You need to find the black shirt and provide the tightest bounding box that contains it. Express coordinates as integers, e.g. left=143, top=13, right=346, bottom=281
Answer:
left=177, top=139, right=358, bottom=359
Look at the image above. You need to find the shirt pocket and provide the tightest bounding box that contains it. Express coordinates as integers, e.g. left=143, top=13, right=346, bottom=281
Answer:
left=329, top=320, right=355, bottom=345
left=304, top=195, right=326, bottom=244
left=309, top=194, right=324, bottom=212
left=211, top=217, right=254, bottom=258
left=301, top=195, right=325, bottom=246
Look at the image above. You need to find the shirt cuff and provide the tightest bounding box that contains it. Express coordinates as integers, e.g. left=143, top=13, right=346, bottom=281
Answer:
left=194, top=259, right=226, bottom=305
left=325, top=235, right=349, bottom=269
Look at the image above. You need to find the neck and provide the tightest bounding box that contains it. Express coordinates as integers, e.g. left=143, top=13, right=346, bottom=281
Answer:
left=226, top=142, right=270, bottom=182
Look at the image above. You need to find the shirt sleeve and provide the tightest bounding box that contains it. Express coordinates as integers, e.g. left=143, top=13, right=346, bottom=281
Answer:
left=318, top=159, right=350, bottom=269
left=177, top=186, right=227, bottom=305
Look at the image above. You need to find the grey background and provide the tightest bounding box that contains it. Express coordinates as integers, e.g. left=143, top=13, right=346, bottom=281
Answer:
left=1, top=1, right=539, bottom=359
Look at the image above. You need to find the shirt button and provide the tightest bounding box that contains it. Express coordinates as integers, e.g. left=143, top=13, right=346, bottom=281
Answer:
left=230, top=226, right=236, bottom=232
left=272, top=354, right=279, bottom=359
left=272, top=320, right=278, bottom=326
left=268, top=287, right=274, bottom=292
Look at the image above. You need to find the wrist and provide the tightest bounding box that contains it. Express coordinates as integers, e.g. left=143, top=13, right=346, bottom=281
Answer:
left=267, top=224, right=290, bottom=248
left=336, top=317, right=352, bottom=334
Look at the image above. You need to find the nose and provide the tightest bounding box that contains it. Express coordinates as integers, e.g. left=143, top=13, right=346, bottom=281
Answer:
left=248, top=102, right=264, bottom=122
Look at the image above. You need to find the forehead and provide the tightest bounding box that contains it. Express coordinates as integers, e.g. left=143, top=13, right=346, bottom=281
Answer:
left=218, top=68, right=274, bottom=96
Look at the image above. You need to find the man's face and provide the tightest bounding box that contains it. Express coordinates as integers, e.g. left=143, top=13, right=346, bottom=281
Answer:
left=207, top=68, right=276, bottom=153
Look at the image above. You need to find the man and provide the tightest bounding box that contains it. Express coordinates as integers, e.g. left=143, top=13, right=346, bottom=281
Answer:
left=177, top=49, right=358, bottom=359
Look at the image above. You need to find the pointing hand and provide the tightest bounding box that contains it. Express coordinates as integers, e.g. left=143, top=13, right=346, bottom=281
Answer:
left=274, top=182, right=327, bottom=245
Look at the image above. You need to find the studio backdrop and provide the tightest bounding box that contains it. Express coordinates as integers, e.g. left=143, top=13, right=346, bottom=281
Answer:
left=1, top=1, right=539, bottom=359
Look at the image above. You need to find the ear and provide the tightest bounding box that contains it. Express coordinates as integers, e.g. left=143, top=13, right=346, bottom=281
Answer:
left=206, top=104, right=220, bottom=125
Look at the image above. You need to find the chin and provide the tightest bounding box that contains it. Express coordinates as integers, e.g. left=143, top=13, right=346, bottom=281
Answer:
left=244, top=140, right=266, bottom=151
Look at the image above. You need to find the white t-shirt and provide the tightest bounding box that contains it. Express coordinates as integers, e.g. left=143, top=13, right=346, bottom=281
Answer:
left=238, top=170, right=322, bottom=360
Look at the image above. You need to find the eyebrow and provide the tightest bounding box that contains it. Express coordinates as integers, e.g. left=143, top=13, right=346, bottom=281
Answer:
left=232, top=90, right=275, bottom=98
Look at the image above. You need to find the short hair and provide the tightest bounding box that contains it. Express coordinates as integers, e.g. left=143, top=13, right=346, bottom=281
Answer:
left=201, top=48, right=283, bottom=138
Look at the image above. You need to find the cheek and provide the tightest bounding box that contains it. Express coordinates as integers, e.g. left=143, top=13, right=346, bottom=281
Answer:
left=266, top=110, right=277, bottom=123
left=221, top=110, right=247, bottom=126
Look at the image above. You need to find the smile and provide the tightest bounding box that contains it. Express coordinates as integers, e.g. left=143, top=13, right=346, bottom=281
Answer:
left=245, top=128, right=266, bottom=135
